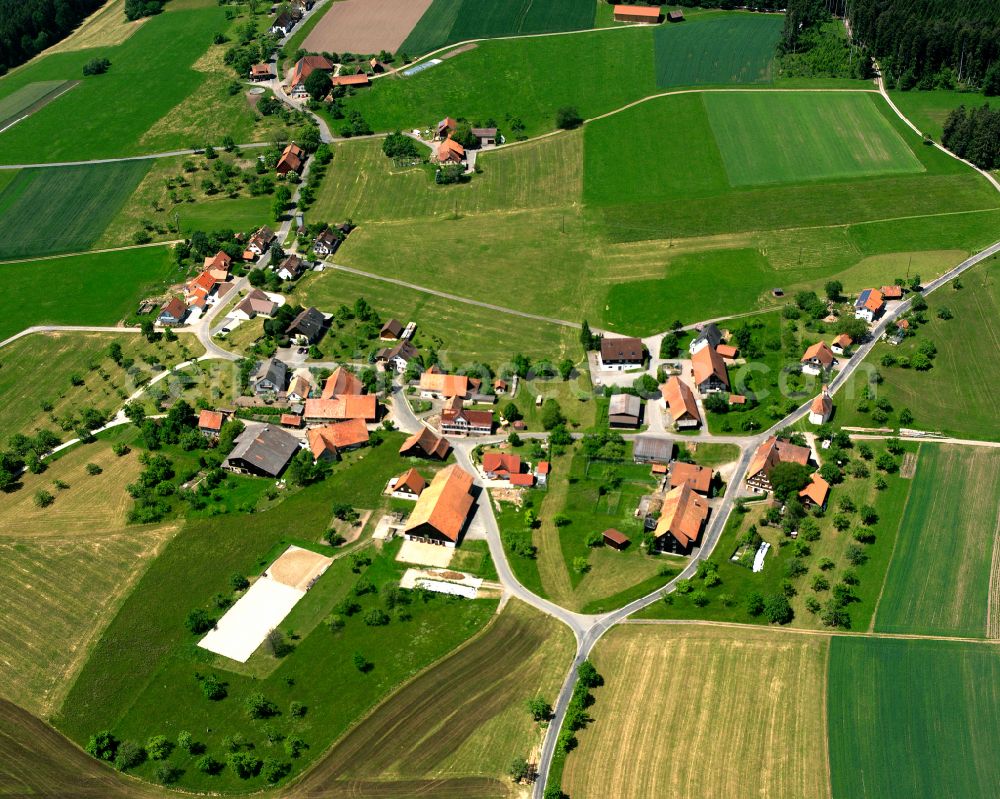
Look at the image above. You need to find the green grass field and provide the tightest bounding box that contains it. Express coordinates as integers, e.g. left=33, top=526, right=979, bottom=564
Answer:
left=288, top=600, right=573, bottom=795
left=653, top=13, right=783, bottom=87
left=311, top=133, right=582, bottom=223
left=54, top=435, right=499, bottom=791
left=828, top=636, right=1000, bottom=799
left=0, top=4, right=266, bottom=163
left=0, top=246, right=177, bottom=341
left=401, top=0, right=597, bottom=55
left=889, top=89, right=993, bottom=141
left=704, top=92, right=924, bottom=185
left=339, top=26, right=656, bottom=138
left=0, top=332, right=200, bottom=440
left=0, top=162, right=151, bottom=260
left=834, top=257, right=1000, bottom=440
left=873, top=445, right=1000, bottom=638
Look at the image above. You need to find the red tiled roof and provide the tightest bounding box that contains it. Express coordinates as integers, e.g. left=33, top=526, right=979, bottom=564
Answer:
left=715, top=344, right=738, bottom=359
left=669, top=462, right=713, bottom=494
left=332, top=73, right=370, bottom=86
left=420, top=371, right=468, bottom=397
left=394, top=467, right=427, bottom=495
left=321, top=366, right=364, bottom=399
left=653, top=484, right=709, bottom=547
left=661, top=376, right=701, bottom=424
left=280, top=413, right=303, bottom=428
left=482, top=452, right=521, bottom=476
left=509, top=473, right=535, bottom=486
left=747, top=436, right=811, bottom=481
left=307, top=419, right=369, bottom=457
left=801, top=341, right=836, bottom=366
left=881, top=285, right=903, bottom=299
left=404, top=464, right=475, bottom=542
left=603, top=528, right=630, bottom=546
left=304, top=395, right=377, bottom=422
left=692, top=345, right=729, bottom=388
left=799, top=473, right=830, bottom=506
left=728, top=394, right=746, bottom=405
left=198, top=410, right=224, bottom=431
left=613, top=4, right=661, bottom=17
left=536, top=461, right=550, bottom=475
left=400, top=427, right=450, bottom=459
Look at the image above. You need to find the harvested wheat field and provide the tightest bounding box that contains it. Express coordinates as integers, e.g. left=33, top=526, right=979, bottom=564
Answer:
left=46, top=0, right=147, bottom=54
left=564, top=623, right=831, bottom=799
left=0, top=525, right=177, bottom=717
left=0, top=444, right=141, bottom=539
left=303, top=0, right=434, bottom=56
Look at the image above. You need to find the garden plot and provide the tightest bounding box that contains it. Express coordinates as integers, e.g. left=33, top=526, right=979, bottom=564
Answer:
left=198, top=546, right=332, bottom=662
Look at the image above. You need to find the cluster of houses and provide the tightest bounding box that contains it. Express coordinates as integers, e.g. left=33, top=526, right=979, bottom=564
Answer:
left=281, top=54, right=380, bottom=99
left=745, top=434, right=830, bottom=511
left=479, top=451, right=549, bottom=488
left=158, top=250, right=240, bottom=326
left=433, top=117, right=500, bottom=166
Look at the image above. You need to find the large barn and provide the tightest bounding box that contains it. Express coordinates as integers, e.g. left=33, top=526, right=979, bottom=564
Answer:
left=403, top=464, right=476, bottom=547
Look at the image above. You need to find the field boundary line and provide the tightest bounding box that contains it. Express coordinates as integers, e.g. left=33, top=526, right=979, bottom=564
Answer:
left=624, top=617, right=1000, bottom=645
left=985, top=511, right=1000, bottom=639
left=822, top=640, right=833, bottom=799
left=0, top=239, right=182, bottom=266
left=867, top=445, right=920, bottom=632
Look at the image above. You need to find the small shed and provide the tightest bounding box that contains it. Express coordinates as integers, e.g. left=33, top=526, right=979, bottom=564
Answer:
left=667, top=9, right=684, bottom=22
left=603, top=528, right=631, bottom=550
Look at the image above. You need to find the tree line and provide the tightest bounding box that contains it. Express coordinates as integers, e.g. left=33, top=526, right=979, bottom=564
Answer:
left=0, top=0, right=106, bottom=73
left=942, top=104, right=1000, bottom=169
left=846, top=0, right=1000, bottom=92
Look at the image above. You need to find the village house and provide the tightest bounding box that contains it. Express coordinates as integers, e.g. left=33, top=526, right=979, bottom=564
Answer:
left=379, top=318, right=403, bottom=340
left=608, top=393, right=642, bottom=428
left=799, top=473, right=830, bottom=509
left=603, top=528, right=631, bottom=550
left=332, top=73, right=370, bottom=88
left=247, top=226, right=276, bottom=258
left=633, top=435, right=673, bottom=465
left=399, top=427, right=450, bottom=459
left=204, top=250, right=232, bottom=277
left=729, top=394, right=747, bottom=407
left=276, top=143, right=306, bottom=176
left=534, top=460, right=550, bottom=485
left=249, top=63, right=272, bottom=81
left=232, top=288, right=277, bottom=320
left=252, top=357, right=288, bottom=396
left=377, top=340, right=419, bottom=372
left=689, top=322, right=722, bottom=355
left=510, top=473, right=535, bottom=487
left=613, top=4, right=662, bottom=23
left=653, top=484, right=709, bottom=554
left=390, top=468, right=426, bottom=500
left=831, top=334, right=853, bottom=356
left=321, top=366, right=364, bottom=399
left=280, top=413, right=304, bottom=429
left=269, top=11, right=294, bottom=36
left=661, top=376, right=702, bottom=429
left=403, top=464, right=476, bottom=548
left=198, top=409, right=227, bottom=438
left=472, top=127, right=498, bottom=147
left=419, top=369, right=469, bottom=400
left=286, top=55, right=334, bottom=98
left=306, top=419, right=369, bottom=462
left=440, top=397, right=492, bottom=436
left=436, top=117, right=458, bottom=139
left=692, top=344, right=729, bottom=394
left=287, top=372, right=314, bottom=403
left=276, top=254, right=307, bottom=281
left=482, top=452, right=522, bottom=480
left=223, top=425, right=299, bottom=477
left=437, top=137, right=465, bottom=164
left=286, top=306, right=326, bottom=344
left=312, top=227, right=342, bottom=256
left=745, top=436, right=812, bottom=493
left=808, top=385, right=833, bottom=425
left=800, top=341, right=837, bottom=375
left=855, top=288, right=885, bottom=323
left=669, top=461, right=713, bottom=495
left=158, top=297, right=187, bottom=326
left=599, top=336, right=644, bottom=371
left=184, top=270, right=218, bottom=308
left=303, top=394, right=377, bottom=425
left=493, top=378, right=508, bottom=394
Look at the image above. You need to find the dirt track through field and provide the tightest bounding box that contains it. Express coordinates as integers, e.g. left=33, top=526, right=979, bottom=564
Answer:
left=564, top=624, right=831, bottom=799
left=986, top=513, right=1000, bottom=639
left=303, top=0, right=435, bottom=55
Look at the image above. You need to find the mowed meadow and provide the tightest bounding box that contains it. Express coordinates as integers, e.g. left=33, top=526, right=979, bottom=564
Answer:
left=562, top=624, right=1000, bottom=799
left=873, top=445, right=1000, bottom=638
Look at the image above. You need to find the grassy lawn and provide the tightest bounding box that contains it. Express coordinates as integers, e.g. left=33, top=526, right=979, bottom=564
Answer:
left=828, top=636, right=1000, bottom=799
left=653, top=13, right=783, bottom=87
left=54, top=433, right=501, bottom=792
left=0, top=3, right=292, bottom=164
left=286, top=600, right=573, bottom=795
left=0, top=246, right=178, bottom=341
left=506, top=369, right=597, bottom=432
left=337, top=25, right=657, bottom=138
left=400, top=0, right=597, bottom=56
left=563, top=623, right=830, bottom=799
left=96, top=153, right=272, bottom=249
left=704, top=92, right=923, bottom=185
left=0, top=162, right=151, bottom=260
left=0, top=331, right=202, bottom=441
left=310, top=132, right=582, bottom=223
left=294, top=265, right=582, bottom=365
left=873, top=444, right=1000, bottom=638
left=495, top=499, right=548, bottom=600
left=0, top=441, right=180, bottom=718
left=637, top=440, right=917, bottom=633
left=835, top=257, right=1000, bottom=440
left=889, top=88, right=993, bottom=141
left=682, top=441, right=741, bottom=468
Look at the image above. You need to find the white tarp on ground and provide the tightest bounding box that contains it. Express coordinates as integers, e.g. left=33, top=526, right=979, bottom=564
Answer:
left=752, top=541, right=771, bottom=573
left=198, top=578, right=304, bottom=662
